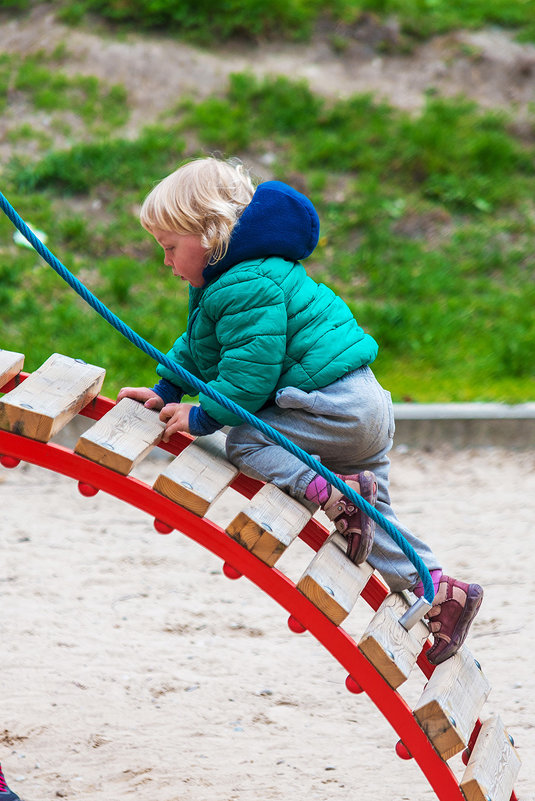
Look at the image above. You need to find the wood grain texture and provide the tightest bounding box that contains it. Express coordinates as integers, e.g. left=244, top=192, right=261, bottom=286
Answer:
left=460, top=716, right=521, bottom=801
left=297, top=531, right=373, bottom=625
left=0, top=353, right=105, bottom=442
left=414, top=646, right=491, bottom=760
left=226, top=483, right=311, bottom=566
left=359, top=591, right=429, bottom=689
left=153, top=430, right=238, bottom=516
left=0, top=349, right=25, bottom=387
left=75, top=397, right=165, bottom=474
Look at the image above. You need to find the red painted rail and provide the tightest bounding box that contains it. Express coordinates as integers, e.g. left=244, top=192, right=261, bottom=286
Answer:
left=1, top=377, right=514, bottom=801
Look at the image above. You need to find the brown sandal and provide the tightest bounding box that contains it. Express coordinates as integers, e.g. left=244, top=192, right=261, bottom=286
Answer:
left=426, top=575, right=484, bottom=665
left=321, top=470, right=378, bottom=565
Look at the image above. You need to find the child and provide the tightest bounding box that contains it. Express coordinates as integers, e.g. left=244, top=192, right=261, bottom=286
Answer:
left=118, top=156, right=483, bottom=665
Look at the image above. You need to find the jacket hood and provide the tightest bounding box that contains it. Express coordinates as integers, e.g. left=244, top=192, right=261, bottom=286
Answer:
left=202, top=180, right=320, bottom=284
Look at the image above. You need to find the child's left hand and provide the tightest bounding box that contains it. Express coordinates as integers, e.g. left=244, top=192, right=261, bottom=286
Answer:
left=159, top=402, right=193, bottom=441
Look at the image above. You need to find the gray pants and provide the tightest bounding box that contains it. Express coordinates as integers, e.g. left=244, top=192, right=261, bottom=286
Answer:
left=225, top=366, right=441, bottom=591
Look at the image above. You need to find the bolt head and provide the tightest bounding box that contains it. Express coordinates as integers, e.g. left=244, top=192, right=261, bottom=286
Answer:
left=395, top=740, right=412, bottom=760
left=287, top=615, right=306, bottom=634
left=77, top=481, right=99, bottom=497
left=154, top=519, right=173, bottom=534
left=345, top=675, right=363, bottom=694
left=222, top=562, right=242, bottom=580
left=0, top=455, right=20, bottom=468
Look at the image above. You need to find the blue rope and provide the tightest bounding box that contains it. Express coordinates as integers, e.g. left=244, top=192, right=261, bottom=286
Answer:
left=0, top=190, right=434, bottom=604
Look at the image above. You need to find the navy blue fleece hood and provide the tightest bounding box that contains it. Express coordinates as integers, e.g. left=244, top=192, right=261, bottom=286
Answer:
left=202, top=180, right=320, bottom=284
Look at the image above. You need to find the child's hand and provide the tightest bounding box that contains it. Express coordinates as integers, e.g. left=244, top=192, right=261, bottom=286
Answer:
left=159, top=402, right=193, bottom=441
left=116, top=386, right=165, bottom=411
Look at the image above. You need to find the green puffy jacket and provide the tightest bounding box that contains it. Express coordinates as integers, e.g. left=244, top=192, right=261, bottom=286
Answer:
left=157, top=255, right=378, bottom=426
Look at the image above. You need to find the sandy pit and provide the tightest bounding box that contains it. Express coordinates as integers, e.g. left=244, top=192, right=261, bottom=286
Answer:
left=1, top=443, right=533, bottom=800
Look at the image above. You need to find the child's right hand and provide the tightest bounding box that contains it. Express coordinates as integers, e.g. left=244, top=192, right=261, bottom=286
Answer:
left=116, top=386, right=165, bottom=411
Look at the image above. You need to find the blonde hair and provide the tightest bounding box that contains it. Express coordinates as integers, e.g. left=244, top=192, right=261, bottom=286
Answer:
left=140, top=157, right=255, bottom=262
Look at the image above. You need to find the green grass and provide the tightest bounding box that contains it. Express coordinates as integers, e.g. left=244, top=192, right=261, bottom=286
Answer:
left=14, top=57, right=127, bottom=126
left=1, top=71, right=534, bottom=403
left=53, top=0, right=535, bottom=45
left=0, top=51, right=129, bottom=144
left=3, top=0, right=535, bottom=43
left=11, top=126, right=185, bottom=194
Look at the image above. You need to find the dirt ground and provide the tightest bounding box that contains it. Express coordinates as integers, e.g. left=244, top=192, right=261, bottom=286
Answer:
left=1, top=443, right=534, bottom=801
left=1, top=4, right=535, bottom=162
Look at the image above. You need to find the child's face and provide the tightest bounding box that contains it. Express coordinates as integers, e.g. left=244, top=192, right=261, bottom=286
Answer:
left=151, top=227, right=208, bottom=288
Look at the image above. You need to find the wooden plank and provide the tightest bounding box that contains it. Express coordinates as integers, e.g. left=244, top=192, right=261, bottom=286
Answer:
left=0, top=350, right=25, bottom=387
left=74, top=397, right=165, bottom=475
left=0, top=353, right=105, bottom=442
left=460, top=716, right=521, bottom=801
left=226, top=483, right=312, bottom=567
left=414, top=646, right=491, bottom=761
left=152, top=430, right=238, bottom=516
left=358, top=591, right=429, bottom=689
left=296, top=531, right=373, bottom=626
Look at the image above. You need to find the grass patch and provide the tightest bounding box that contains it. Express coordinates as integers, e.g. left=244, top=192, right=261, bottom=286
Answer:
left=1, top=72, right=534, bottom=402
left=13, top=55, right=128, bottom=127
left=49, top=0, right=535, bottom=44
left=0, top=51, right=130, bottom=154
left=11, top=126, right=186, bottom=194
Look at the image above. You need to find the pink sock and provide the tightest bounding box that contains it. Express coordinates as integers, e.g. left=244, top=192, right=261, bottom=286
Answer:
left=305, top=475, right=331, bottom=505
left=413, top=569, right=443, bottom=598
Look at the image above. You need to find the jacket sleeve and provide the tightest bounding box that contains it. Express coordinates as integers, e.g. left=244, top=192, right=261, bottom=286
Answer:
left=155, top=332, right=203, bottom=397
left=199, top=274, right=287, bottom=426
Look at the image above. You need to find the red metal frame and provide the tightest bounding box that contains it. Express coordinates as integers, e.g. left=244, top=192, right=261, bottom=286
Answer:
left=1, top=379, right=514, bottom=800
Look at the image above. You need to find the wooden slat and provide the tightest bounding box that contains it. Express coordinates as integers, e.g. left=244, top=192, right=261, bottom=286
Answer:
left=0, top=349, right=25, bottom=387
left=226, top=483, right=312, bottom=567
left=358, top=591, right=429, bottom=689
left=296, top=531, right=373, bottom=626
left=0, top=353, right=105, bottom=442
left=74, top=397, right=165, bottom=475
left=460, top=716, right=521, bottom=801
left=152, top=430, right=238, bottom=516
left=414, top=646, right=491, bottom=761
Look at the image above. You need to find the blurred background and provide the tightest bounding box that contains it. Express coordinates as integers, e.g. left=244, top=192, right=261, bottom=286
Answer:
left=1, top=0, right=534, bottom=403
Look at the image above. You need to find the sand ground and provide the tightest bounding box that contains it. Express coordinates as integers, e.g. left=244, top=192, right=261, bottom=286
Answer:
left=1, top=443, right=534, bottom=800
